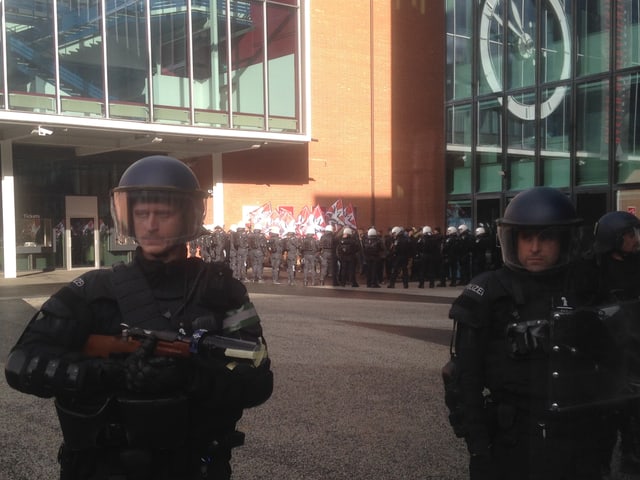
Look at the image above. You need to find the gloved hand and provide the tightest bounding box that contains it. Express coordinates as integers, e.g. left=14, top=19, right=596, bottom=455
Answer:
left=125, top=336, right=187, bottom=394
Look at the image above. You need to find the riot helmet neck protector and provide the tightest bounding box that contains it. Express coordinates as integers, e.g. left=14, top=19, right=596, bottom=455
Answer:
left=496, top=187, right=582, bottom=274
left=111, top=156, right=207, bottom=261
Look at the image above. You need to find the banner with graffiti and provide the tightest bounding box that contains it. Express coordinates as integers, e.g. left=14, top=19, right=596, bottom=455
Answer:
left=245, top=200, right=357, bottom=236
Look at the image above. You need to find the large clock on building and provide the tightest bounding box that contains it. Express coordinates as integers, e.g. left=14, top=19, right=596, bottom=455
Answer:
left=479, top=0, right=571, bottom=120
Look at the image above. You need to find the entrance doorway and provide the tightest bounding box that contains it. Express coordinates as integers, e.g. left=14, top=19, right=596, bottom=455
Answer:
left=65, top=196, right=100, bottom=269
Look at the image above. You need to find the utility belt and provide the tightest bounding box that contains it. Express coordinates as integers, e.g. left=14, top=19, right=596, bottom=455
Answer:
left=55, top=394, right=189, bottom=450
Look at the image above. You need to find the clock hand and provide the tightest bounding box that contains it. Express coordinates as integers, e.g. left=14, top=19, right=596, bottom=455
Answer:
left=490, top=10, right=526, bottom=41
left=510, top=0, right=525, bottom=34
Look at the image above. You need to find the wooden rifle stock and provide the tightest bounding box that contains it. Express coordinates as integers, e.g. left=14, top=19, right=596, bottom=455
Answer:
left=82, top=334, right=191, bottom=359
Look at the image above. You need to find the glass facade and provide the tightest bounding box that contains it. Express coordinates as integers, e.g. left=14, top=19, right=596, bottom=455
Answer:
left=446, top=0, right=640, bottom=228
left=2, top=0, right=301, bottom=132
left=0, top=0, right=304, bottom=274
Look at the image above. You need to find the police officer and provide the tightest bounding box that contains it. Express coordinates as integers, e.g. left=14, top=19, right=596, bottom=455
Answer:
left=266, top=227, right=284, bottom=284
left=318, top=225, right=335, bottom=286
left=247, top=224, right=267, bottom=283
left=443, top=186, right=607, bottom=480
left=442, top=226, right=461, bottom=286
left=234, top=225, right=250, bottom=282
left=457, top=224, right=474, bottom=285
left=362, top=227, right=385, bottom=288
left=210, top=225, right=227, bottom=263
left=282, top=228, right=300, bottom=286
left=387, top=226, right=411, bottom=289
left=336, top=227, right=360, bottom=287
left=300, top=226, right=320, bottom=286
left=472, top=226, right=492, bottom=277
left=5, top=155, right=273, bottom=480
left=593, top=210, right=640, bottom=475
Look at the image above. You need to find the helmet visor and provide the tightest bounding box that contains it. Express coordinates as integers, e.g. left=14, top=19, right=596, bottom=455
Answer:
left=498, top=225, right=581, bottom=273
left=111, top=189, right=206, bottom=248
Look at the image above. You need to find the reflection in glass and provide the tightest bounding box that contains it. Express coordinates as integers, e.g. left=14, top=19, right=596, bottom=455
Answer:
left=616, top=0, right=640, bottom=69
left=541, top=86, right=570, bottom=154
left=108, top=0, right=150, bottom=121
left=506, top=0, right=537, bottom=91
left=508, top=154, right=535, bottom=191
left=616, top=73, right=640, bottom=183
left=6, top=0, right=56, bottom=113
left=576, top=80, right=609, bottom=186
left=506, top=92, right=536, bottom=148
left=446, top=0, right=473, bottom=100
left=447, top=150, right=472, bottom=195
left=478, top=97, right=502, bottom=147
left=447, top=104, right=472, bottom=145
left=478, top=150, right=503, bottom=193
left=576, top=0, right=610, bottom=76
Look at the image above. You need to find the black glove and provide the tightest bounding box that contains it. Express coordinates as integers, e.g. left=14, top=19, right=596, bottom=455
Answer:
left=125, top=337, right=187, bottom=394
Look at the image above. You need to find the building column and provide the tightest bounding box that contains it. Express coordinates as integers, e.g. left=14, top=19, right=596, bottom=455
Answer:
left=211, top=153, right=224, bottom=228
left=1, top=141, right=17, bottom=278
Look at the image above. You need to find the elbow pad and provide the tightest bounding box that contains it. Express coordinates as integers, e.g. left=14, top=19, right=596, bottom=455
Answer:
left=5, top=348, right=124, bottom=398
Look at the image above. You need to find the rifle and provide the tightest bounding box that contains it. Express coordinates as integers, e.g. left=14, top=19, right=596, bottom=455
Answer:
left=83, top=326, right=267, bottom=367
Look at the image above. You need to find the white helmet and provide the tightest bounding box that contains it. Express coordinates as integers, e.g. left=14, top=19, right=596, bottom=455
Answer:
left=458, top=224, right=469, bottom=233
left=324, top=225, right=333, bottom=232
left=391, top=226, right=403, bottom=236
left=422, top=226, right=432, bottom=235
left=343, top=227, right=354, bottom=236
left=367, top=228, right=377, bottom=237
left=229, top=224, right=237, bottom=232
left=446, top=226, right=457, bottom=236
left=475, top=226, right=486, bottom=236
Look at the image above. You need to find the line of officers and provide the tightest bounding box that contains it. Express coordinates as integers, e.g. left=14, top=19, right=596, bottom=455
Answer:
left=187, top=222, right=500, bottom=289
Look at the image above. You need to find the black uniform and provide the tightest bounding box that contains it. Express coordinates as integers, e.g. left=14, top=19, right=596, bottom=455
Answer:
left=362, top=234, right=385, bottom=287
left=336, top=233, right=360, bottom=287
left=387, top=232, right=411, bottom=288
left=5, top=249, right=273, bottom=480
left=446, top=264, right=610, bottom=480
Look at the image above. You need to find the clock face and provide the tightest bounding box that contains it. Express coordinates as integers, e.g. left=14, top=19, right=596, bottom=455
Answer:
left=479, top=0, right=571, bottom=120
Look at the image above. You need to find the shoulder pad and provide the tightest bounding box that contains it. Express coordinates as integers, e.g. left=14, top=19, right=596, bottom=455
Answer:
left=449, top=270, right=502, bottom=328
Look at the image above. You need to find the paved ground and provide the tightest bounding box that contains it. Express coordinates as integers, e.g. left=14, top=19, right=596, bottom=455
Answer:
left=0, top=268, right=634, bottom=479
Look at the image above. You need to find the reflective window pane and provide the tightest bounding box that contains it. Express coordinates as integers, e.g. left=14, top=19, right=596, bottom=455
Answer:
left=506, top=0, right=537, bottom=91
left=6, top=0, right=56, bottom=113
left=576, top=0, right=610, bottom=76
left=447, top=104, right=472, bottom=145
left=616, top=73, right=640, bottom=183
left=506, top=92, right=537, bottom=147
left=477, top=97, right=502, bottom=147
left=477, top=0, right=503, bottom=96
left=576, top=80, right=609, bottom=186
left=508, top=154, right=535, bottom=191
left=267, top=3, right=298, bottom=132
left=616, top=0, right=640, bottom=69
left=447, top=151, right=472, bottom=195
left=540, top=0, right=571, bottom=86
left=446, top=0, right=473, bottom=100
left=151, top=0, right=191, bottom=124
left=478, top=150, right=503, bottom=193
left=107, top=1, right=149, bottom=121
left=232, top=0, right=265, bottom=129
left=541, top=86, right=570, bottom=154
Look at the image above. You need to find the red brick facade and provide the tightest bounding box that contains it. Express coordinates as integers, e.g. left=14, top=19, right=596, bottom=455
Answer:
left=201, top=1, right=445, bottom=232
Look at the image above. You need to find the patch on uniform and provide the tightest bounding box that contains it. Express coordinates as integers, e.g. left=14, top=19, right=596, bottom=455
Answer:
left=72, top=277, right=85, bottom=288
left=465, top=283, right=484, bottom=296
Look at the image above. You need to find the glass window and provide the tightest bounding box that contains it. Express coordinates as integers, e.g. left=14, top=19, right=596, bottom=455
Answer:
left=508, top=154, right=535, bottom=191
left=576, top=80, right=609, bottom=186
left=478, top=150, right=504, bottom=193
left=58, top=0, right=105, bottom=117
left=542, top=155, right=570, bottom=187
left=616, top=73, right=640, bottom=183
left=446, top=0, right=473, bottom=100
left=506, top=92, right=537, bottom=148
left=107, top=0, right=149, bottom=121
left=446, top=199, right=472, bottom=229
left=506, top=0, right=537, bottom=91
left=616, top=0, right=640, bottom=69
left=477, top=97, right=502, bottom=147
left=6, top=0, right=56, bottom=113
left=447, top=150, right=472, bottom=195
left=192, top=0, right=230, bottom=127
left=231, top=0, right=265, bottom=129
left=447, top=104, right=472, bottom=145
left=477, top=0, right=504, bottom=96
left=540, top=0, right=571, bottom=86
left=541, top=85, right=570, bottom=153
left=576, top=0, right=610, bottom=76
left=151, top=0, right=191, bottom=124
left=266, top=2, right=298, bottom=132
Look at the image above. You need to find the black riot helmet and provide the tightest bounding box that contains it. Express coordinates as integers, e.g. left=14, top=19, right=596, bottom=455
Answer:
left=111, top=155, right=208, bottom=245
left=593, top=211, right=640, bottom=256
left=496, top=187, right=583, bottom=272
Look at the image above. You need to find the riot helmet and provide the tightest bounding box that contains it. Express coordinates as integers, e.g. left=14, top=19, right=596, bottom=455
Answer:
left=343, top=227, right=354, bottom=236
left=422, top=226, right=432, bottom=235
left=496, top=187, right=582, bottom=273
left=367, top=228, right=378, bottom=237
left=111, top=155, right=208, bottom=246
left=391, top=226, right=403, bottom=236
left=593, top=211, right=640, bottom=256
left=446, top=226, right=457, bottom=236
left=475, top=226, right=486, bottom=236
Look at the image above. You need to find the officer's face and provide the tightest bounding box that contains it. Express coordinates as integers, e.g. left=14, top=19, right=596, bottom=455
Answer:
left=132, top=201, right=184, bottom=259
left=516, top=230, right=561, bottom=272
left=620, top=229, right=640, bottom=254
